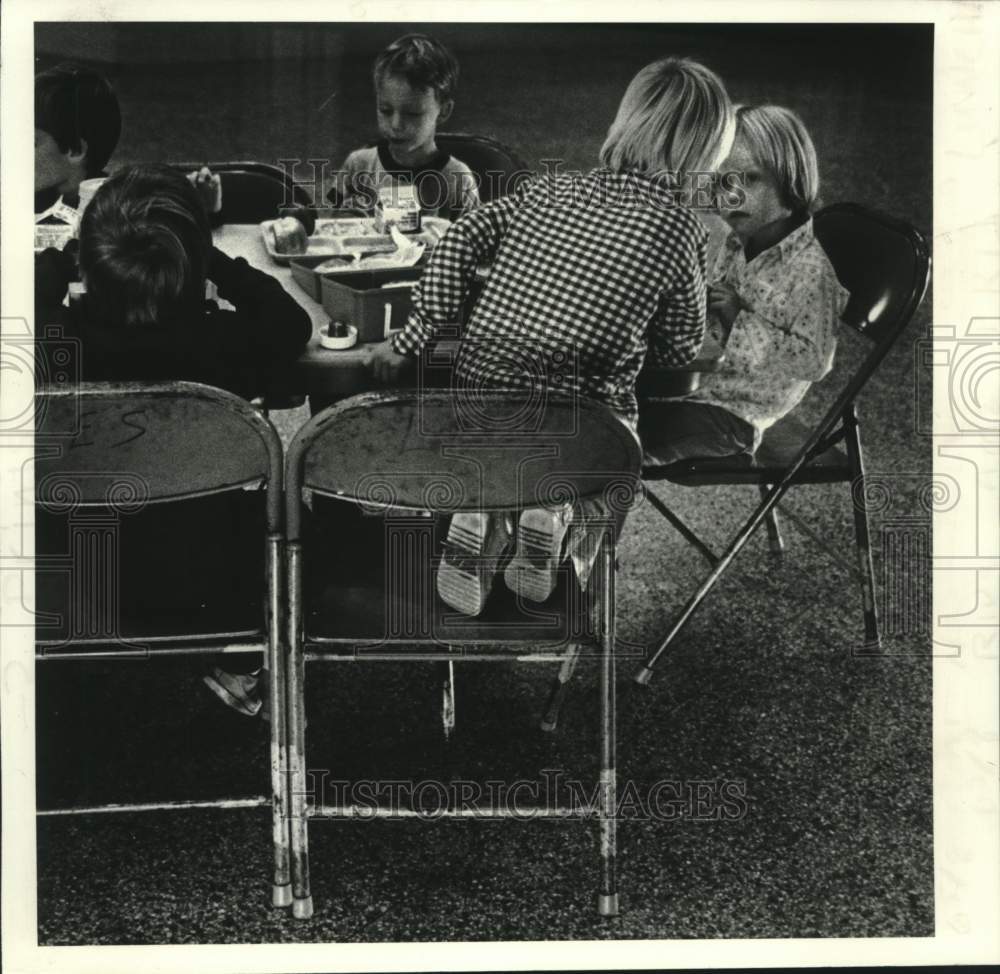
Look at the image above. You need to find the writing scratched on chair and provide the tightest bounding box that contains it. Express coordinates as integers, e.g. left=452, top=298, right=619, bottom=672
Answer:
left=66, top=410, right=149, bottom=450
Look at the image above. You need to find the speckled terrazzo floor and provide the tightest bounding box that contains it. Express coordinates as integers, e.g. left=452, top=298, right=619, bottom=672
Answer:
left=34, top=22, right=933, bottom=944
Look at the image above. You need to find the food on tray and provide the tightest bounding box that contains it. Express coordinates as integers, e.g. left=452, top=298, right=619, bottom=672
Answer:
left=269, top=216, right=309, bottom=255
left=280, top=206, right=317, bottom=236
left=264, top=214, right=449, bottom=266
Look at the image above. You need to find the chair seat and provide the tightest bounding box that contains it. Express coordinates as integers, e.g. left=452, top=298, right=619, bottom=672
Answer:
left=643, top=412, right=850, bottom=485
left=303, top=503, right=596, bottom=646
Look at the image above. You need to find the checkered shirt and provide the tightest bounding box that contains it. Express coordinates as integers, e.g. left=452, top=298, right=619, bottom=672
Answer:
left=391, top=169, right=709, bottom=425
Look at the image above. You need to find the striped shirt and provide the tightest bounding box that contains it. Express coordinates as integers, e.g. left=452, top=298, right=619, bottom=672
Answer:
left=391, top=169, right=709, bottom=425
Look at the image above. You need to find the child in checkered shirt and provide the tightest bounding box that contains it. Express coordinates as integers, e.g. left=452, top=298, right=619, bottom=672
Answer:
left=369, top=57, right=735, bottom=616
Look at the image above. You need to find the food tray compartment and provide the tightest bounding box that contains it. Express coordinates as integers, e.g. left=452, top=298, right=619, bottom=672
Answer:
left=262, top=215, right=449, bottom=265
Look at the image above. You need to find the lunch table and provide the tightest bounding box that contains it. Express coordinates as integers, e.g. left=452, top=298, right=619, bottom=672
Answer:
left=213, top=223, right=724, bottom=405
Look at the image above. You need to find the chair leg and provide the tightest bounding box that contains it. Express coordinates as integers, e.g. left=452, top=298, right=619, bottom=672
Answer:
left=597, top=538, right=619, bottom=916
left=760, top=484, right=785, bottom=557
left=843, top=407, right=882, bottom=651
left=636, top=475, right=795, bottom=686
left=442, top=659, right=456, bottom=740
left=646, top=488, right=719, bottom=566
left=268, top=535, right=292, bottom=908
left=540, top=643, right=582, bottom=732
left=286, top=542, right=313, bottom=919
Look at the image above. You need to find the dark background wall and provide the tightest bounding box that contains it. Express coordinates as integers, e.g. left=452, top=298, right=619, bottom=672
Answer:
left=35, top=21, right=932, bottom=232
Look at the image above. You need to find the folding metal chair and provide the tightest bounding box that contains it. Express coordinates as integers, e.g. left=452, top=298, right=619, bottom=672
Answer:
left=284, top=389, right=642, bottom=918
left=172, top=160, right=314, bottom=222
left=435, top=132, right=532, bottom=202
left=635, top=203, right=931, bottom=684
left=34, top=380, right=292, bottom=909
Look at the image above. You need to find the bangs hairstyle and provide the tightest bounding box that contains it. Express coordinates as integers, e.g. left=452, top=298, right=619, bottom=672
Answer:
left=34, top=63, right=122, bottom=176
left=736, top=105, right=820, bottom=213
left=373, top=33, right=459, bottom=103
left=600, top=57, right=734, bottom=177
left=79, top=164, right=211, bottom=330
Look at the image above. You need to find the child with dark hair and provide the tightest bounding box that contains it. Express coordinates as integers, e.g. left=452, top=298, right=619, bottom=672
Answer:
left=35, top=62, right=222, bottom=232
left=328, top=33, right=480, bottom=219
left=34, top=62, right=122, bottom=213
left=35, top=164, right=311, bottom=717
left=38, top=164, right=309, bottom=396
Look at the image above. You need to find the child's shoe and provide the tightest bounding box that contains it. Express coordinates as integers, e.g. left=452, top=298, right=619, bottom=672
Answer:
left=437, top=512, right=512, bottom=616
left=503, top=504, right=574, bottom=603
left=203, top=667, right=262, bottom=717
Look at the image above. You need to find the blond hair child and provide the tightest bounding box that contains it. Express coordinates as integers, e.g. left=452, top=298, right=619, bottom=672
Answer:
left=370, top=56, right=735, bottom=615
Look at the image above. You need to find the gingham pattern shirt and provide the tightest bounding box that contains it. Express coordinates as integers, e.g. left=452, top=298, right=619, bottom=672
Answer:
left=686, top=215, right=849, bottom=445
left=391, top=169, right=708, bottom=425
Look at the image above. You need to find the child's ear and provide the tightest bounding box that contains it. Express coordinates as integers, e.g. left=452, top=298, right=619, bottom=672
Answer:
left=437, top=99, right=454, bottom=124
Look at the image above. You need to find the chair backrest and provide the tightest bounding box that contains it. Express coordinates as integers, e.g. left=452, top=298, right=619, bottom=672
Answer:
left=813, top=203, right=930, bottom=346
left=285, top=390, right=642, bottom=540
left=36, top=381, right=283, bottom=529
left=172, top=161, right=314, bottom=222
left=436, top=133, right=533, bottom=203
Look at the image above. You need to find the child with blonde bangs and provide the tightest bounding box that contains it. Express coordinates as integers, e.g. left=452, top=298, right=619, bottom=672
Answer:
left=369, top=56, right=735, bottom=616
left=640, top=104, right=848, bottom=465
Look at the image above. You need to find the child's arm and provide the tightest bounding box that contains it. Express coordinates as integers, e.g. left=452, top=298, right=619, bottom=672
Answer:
left=380, top=180, right=534, bottom=366
left=207, top=247, right=312, bottom=356
left=713, top=258, right=842, bottom=381
left=326, top=150, right=377, bottom=211
left=646, top=231, right=709, bottom=368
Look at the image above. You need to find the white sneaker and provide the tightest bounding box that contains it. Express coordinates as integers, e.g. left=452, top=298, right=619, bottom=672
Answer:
left=503, top=504, right=573, bottom=603
left=437, top=512, right=513, bottom=616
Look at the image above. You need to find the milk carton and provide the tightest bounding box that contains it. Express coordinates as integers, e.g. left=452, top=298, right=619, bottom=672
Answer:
left=374, top=185, right=421, bottom=234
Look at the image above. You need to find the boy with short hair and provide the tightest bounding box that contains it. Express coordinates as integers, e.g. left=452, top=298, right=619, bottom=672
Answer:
left=34, top=62, right=221, bottom=229
left=34, top=63, right=122, bottom=215
left=329, top=34, right=480, bottom=219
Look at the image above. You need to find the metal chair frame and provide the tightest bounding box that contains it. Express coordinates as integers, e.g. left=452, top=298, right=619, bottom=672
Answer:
left=635, top=203, right=931, bottom=684
left=435, top=132, right=533, bottom=202
left=34, top=380, right=293, bottom=909
left=284, top=389, right=641, bottom=919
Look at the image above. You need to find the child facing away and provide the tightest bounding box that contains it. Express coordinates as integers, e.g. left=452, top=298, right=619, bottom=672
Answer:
left=639, top=105, right=849, bottom=465
left=368, top=56, right=736, bottom=616
left=328, top=34, right=480, bottom=220
left=35, top=164, right=312, bottom=717
left=35, top=63, right=221, bottom=233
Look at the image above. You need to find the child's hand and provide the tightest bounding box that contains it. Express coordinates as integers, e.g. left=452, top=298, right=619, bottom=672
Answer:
left=368, top=338, right=412, bottom=384
left=708, top=282, right=747, bottom=330
left=188, top=166, right=223, bottom=214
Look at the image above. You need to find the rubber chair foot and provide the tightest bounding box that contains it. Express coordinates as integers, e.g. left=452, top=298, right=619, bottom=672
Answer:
left=292, top=895, right=314, bottom=920
left=633, top=666, right=653, bottom=687
left=539, top=717, right=557, bottom=733
left=272, top=883, right=292, bottom=908
left=598, top=893, right=619, bottom=916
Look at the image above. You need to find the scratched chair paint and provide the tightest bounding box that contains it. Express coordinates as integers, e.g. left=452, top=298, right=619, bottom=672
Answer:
left=34, top=381, right=293, bottom=909
left=283, top=388, right=642, bottom=918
